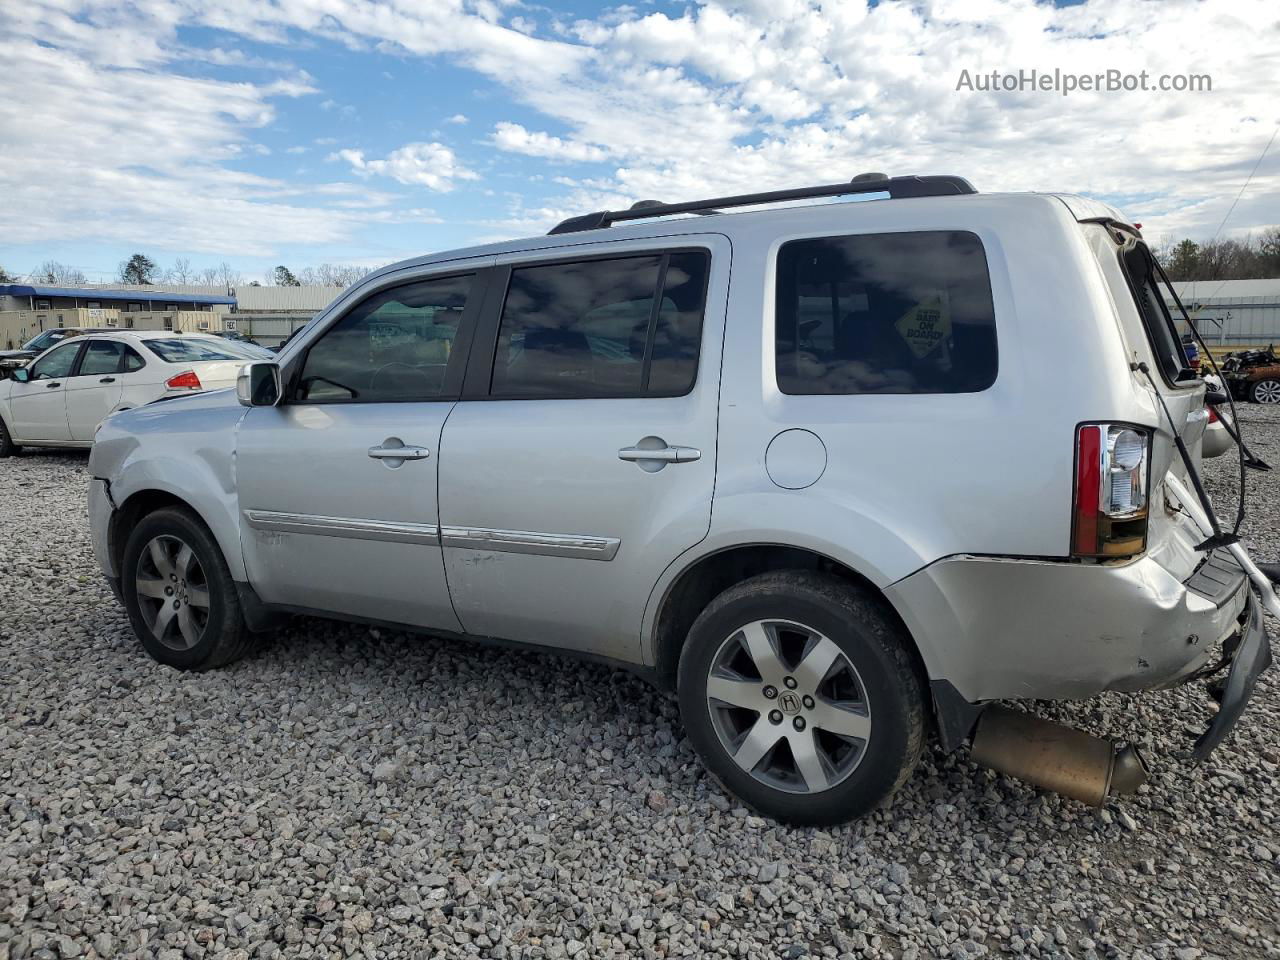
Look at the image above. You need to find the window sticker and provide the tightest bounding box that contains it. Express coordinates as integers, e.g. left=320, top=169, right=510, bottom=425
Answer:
left=895, top=292, right=951, bottom=358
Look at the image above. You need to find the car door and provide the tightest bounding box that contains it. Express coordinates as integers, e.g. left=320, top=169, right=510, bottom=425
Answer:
left=438, top=237, right=729, bottom=660
left=65, top=339, right=127, bottom=440
left=8, top=341, right=83, bottom=441
left=236, top=265, right=488, bottom=629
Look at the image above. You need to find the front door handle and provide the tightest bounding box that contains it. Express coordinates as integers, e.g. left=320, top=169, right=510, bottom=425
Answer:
left=46, top=381, right=61, bottom=389
left=368, top=438, right=431, bottom=464
left=618, top=439, right=701, bottom=464
left=99, top=377, right=116, bottom=383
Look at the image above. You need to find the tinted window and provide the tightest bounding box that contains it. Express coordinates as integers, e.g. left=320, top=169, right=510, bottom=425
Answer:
left=123, top=347, right=146, bottom=372
left=1121, top=244, right=1192, bottom=384
left=29, top=342, right=81, bottom=380
left=78, top=341, right=125, bottom=376
left=296, top=275, right=472, bottom=403
left=491, top=252, right=709, bottom=398
left=775, top=231, right=997, bottom=395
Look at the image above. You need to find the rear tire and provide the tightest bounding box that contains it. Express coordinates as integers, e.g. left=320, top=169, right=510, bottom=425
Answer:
left=677, top=570, right=925, bottom=826
left=0, top=415, right=18, bottom=457
left=121, top=506, right=256, bottom=670
left=1250, top=378, right=1280, bottom=404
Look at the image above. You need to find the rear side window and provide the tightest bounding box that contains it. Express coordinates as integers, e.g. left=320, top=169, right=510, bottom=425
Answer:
left=775, top=231, right=998, bottom=395
left=490, top=251, right=710, bottom=399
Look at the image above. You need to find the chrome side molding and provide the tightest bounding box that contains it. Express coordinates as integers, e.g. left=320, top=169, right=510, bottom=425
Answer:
left=244, top=511, right=440, bottom=545
left=441, top=525, right=621, bottom=561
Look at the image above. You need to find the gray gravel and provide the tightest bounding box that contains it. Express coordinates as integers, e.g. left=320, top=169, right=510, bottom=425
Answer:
left=3, top=409, right=1280, bottom=960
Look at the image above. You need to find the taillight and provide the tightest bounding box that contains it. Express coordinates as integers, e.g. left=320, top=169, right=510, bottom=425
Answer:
left=1207, top=405, right=1219, bottom=423
left=165, top=370, right=202, bottom=390
left=1072, top=423, right=1150, bottom=558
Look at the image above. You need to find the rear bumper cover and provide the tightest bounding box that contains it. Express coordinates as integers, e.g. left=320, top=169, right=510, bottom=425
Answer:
left=888, top=551, right=1248, bottom=703
left=1191, top=591, right=1272, bottom=759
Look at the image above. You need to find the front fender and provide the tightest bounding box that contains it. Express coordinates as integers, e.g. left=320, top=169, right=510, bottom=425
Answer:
left=90, top=393, right=247, bottom=580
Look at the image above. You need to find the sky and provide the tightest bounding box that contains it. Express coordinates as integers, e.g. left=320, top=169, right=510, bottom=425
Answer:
left=2, top=0, right=1279, bottom=283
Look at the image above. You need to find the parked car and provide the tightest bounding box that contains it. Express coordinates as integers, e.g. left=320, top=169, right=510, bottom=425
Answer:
left=0, top=332, right=261, bottom=453
left=85, top=175, right=1272, bottom=825
left=0, top=327, right=118, bottom=373
left=1221, top=345, right=1280, bottom=404
left=214, top=330, right=264, bottom=348
left=1196, top=374, right=1232, bottom=459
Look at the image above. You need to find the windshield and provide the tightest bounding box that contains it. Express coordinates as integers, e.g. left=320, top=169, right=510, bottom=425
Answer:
left=144, top=338, right=245, bottom=363
left=22, top=330, right=69, bottom=352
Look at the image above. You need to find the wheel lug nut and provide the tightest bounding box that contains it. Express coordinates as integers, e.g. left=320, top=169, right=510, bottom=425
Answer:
left=768, top=710, right=783, bottom=725
left=783, top=676, right=797, bottom=690
left=172, top=600, right=180, bottom=610
left=762, top=685, right=778, bottom=700
left=802, top=695, right=815, bottom=709
left=793, top=717, right=806, bottom=732
left=164, top=587, right=173, bottom=596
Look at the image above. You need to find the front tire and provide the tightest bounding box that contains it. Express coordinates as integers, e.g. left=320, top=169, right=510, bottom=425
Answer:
left=1250, top=378, right=1280, bottom=404
left=0, top=414, right=18, bottom=457
left=121, top=506, right=256, bottom=670
left=677, top=571, right=924, bottom=826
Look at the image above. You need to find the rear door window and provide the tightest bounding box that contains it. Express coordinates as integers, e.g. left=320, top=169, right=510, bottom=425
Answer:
left=490, top=251, right=710, bottom=398
left=775, top=231, right=998, bottom=395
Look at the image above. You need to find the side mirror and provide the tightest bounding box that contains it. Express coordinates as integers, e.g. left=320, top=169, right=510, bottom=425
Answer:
left=237, top=361, right=282, bottom=407
left=10, top=367, right=30, bottom=383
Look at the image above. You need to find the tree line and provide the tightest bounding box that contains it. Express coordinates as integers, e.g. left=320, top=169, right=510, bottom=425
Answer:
left=1154, top=229, right=1280, bottom=281
left=0, top=255, right=373, bottom=289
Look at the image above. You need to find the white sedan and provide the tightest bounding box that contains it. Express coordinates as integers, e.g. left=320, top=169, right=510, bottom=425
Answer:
left=0, top=331, right=270, bottom=455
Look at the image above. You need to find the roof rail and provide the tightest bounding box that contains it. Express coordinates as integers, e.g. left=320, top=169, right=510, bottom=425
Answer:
left=547, top=173, right=977, bottom=236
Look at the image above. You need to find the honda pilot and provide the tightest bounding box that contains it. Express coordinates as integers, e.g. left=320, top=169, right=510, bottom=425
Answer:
left=86, top=174, right=1275, bottom=825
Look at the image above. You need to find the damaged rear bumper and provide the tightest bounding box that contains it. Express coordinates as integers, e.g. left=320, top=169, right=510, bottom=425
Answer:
left=1191, top=591, right=1272, bottom=759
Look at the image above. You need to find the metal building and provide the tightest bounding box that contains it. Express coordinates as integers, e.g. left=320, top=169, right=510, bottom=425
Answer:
left=1168, top=279, right=1280, bottom=347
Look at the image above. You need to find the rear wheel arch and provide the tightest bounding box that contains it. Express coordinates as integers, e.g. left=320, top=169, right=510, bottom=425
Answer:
left=650, top=543, right=930, bottom=692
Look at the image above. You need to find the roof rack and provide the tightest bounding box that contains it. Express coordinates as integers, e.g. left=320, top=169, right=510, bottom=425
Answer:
left=547, top=173, right=977, bottom=236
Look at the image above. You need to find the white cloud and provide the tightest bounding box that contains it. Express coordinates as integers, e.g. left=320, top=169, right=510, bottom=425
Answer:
left=446, top=113, right=469, bottom=125
left=6, top=0, right=1280, bottom=260
left=491, top=122, right=609, bottom=163
left=335, top=142, right=478, bottom=192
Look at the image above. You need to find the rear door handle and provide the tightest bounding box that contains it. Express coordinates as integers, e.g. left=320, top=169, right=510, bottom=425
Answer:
left=618, top=443, right=701, bottom=463
left=368, top=441, right=431, bottom=461
left=99, top=377, right=116, bottom=383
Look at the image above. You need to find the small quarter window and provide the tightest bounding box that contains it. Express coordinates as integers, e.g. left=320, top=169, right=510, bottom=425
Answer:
left=1120, top=243, right=1194, bottom=384
left=775, top=231, right=998, bottom=395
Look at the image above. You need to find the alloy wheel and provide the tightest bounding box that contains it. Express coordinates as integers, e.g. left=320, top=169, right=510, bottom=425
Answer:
left=705, top=619, right=872, bottom=794
left=134, top=535, right=211, bottom=650
left=1254, top=379, right=1280, bottom=404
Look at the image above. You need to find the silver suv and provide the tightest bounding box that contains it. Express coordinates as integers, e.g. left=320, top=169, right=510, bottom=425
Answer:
left=88, top=175, right=1275, bottom=825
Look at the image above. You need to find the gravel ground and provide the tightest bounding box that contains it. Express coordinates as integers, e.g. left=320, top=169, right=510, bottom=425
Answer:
left=2, top=409, right=1279, bottom=960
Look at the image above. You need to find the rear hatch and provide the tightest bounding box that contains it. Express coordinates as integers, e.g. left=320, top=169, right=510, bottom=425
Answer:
left=1081, top=222, right=1221, bottom=585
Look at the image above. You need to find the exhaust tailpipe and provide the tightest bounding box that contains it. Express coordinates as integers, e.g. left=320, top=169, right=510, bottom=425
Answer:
left=970, top=706, right=1148, bottom=806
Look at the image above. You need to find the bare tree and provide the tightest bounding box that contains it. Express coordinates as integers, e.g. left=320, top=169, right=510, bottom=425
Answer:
left=166, top=257, right=195, bottom=284
left=198, top=266, right=221, bottom=285
left=38, top=260, right=88, bottom=285
left=216, top=262, right=242, bottom=288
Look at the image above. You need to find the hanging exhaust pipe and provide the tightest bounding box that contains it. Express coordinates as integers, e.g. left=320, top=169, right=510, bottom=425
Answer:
left=970, top=706, right=1149, bottom=806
